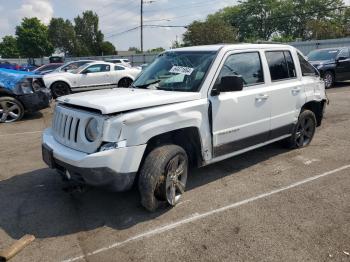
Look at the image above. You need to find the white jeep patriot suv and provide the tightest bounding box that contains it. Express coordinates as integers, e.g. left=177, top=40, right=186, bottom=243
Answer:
left=42, top=44, right=327, bottom=211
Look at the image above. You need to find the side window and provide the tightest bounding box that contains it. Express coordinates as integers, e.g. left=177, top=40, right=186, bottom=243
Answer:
left=114, top=65, right=125, bottom=71
left=284, top=51, right=296, bottom=78
left=84, top=64, right=110, bottom=73
left=215, top=52, right=264, bottom=88
left=265, top=51, right=296, bottom=81
left=297, top=53, right=318, bottom=76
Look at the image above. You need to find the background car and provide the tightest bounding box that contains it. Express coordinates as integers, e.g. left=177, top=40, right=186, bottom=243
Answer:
left=307, top=47, right=350, bottom=88
left=33, top=63, right=64, bottom=75
left=54, top=60, right=96, bottom=73
left=43, top=61, right=141, bottom=98
left=0, top=61, right=20, bottom=70
left=105, top=58, right=132, bottom=67
left=20, top=63, right=38, bottom=72
left=0, top=68, right=50, bottom=123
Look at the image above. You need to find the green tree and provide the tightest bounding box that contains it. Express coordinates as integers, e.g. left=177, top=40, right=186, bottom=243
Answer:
left=0, top=36, right=20, bottom=58
left=74, top=11, right=104, bottom=56
left=100, top=41, right=116, bottom=55
left=147, top=47, right=165, bottom=53
left=16, top=17, right=53, bottom=58
left=183, top=18, right=237, bottom=46
left=128, top=46, right=142, bottom=53
left=48, top=18, right=77, bottom=56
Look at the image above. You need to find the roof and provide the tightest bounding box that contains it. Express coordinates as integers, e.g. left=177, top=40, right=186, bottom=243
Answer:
left=171, top=43, right=292, bottom=52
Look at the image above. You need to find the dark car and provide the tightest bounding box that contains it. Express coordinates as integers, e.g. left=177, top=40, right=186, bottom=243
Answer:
left=0, top=69, right=51, bottom=123
left=0, top=61, right=20, bottom=70
left=307, top=47, right=350, bottom=88
left=33, top=63, right=63, bottom=75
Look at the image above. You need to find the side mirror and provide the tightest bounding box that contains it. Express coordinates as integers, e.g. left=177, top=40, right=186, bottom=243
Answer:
left=211, top=75, right=244, bottom=96
left=337, top=56, right=347, bottom=62
left=64, top=68, right=68, bottom=72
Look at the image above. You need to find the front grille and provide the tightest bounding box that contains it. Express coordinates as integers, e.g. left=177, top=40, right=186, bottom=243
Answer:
left=52, top=104, right=104, bottom=153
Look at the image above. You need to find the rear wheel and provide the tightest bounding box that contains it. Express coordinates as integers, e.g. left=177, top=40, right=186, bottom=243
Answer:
left=323, top=71, right=334, bottom=89
left=0, top=96, right=24, bottom=123
left=51, top=82, right=71, bottom=98
left=285, top=110, right=317, bottom=149
left=118, top=78, right=133, bottom=88
left=138, top=145, right=188, bottom=212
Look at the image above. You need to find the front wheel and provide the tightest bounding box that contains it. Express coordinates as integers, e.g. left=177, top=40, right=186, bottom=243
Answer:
left=323, top=71, right=334, bottom=89
left=138, top=145, right=188, bottom=212
left=0, top=96, right=24, bottom=123
left=285, top=110, right=317, bottom=149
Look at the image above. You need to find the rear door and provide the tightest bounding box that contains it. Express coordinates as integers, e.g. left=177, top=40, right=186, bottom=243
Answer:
left=210, top=50, right=271, bottom=157
left=264, top=50, right=306, bottom=139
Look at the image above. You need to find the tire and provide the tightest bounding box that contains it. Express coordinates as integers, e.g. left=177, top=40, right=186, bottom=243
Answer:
left=118, top=78, right=133, bottom=88
left=138, top=145, right=188, bottom=212
left=285, top=110, right=317, bottom=149
left=323, top=71, right=334, bottom=89
left=0, top=96, right=24, bottom=123
left=51, top=82, right=71, bottom=98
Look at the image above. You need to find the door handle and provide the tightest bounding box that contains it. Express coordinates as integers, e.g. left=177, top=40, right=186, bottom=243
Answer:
left=255, top=94, right=269, bottom=101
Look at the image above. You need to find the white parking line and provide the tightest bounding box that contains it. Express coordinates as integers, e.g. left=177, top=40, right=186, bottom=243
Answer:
left=0, top=131, right=42, bottom=137
left=62, top=164, right=350, bottom=262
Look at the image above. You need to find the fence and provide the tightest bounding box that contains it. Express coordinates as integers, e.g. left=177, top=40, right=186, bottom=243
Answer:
left=3, top=37, right=350, bottom=66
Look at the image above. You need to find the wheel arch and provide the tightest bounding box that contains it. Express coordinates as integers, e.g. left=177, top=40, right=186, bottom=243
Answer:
left=301, top=100, right=326, bottom=126
left=49, top=80, right=71, bottom=90
left=141, top=127, right=204, bottom=169
left=118, top=76, right=133, bottom=86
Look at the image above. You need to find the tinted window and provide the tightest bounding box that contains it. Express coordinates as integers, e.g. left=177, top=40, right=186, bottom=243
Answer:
left=115, top=65, right=125, bottom=71
left=84, top=64, right=110, bottom=73
left=284, top=51, right=296, bottom=78
left=215, top=52, right=264, bottom=87
left=298, top=53, right=318, bottom=76
left=308, top=49, right=339, bottom=61
left=266, top=51, right=294, bottom=81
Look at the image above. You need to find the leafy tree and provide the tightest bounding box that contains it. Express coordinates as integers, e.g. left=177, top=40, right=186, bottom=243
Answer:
left=48, top=18, right=77, bottom=56
left=16, top=18, right=53, bottom=58
left=128, top=47, right=142, bottom=53
left=147, top=47, right=165, bottom=53
left=100, top=41, right=116, bottom=55
left=0, top=36, right=20, bottom=58
left=183, top=17, right=237, bottom=46
left=74, top=11, right=104, bottom=56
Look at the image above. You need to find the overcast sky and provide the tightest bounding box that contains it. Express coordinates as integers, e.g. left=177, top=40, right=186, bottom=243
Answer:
left=0, top=0, right=240, bottom=51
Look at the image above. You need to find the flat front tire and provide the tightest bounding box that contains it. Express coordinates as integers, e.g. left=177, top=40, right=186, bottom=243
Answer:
left=138, top=145, right=188, bottom=212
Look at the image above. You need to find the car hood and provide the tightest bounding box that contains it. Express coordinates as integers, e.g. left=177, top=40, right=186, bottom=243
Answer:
left=309, top=60, right=335, bottom=67
left=57, top=88, right=201, bottom=114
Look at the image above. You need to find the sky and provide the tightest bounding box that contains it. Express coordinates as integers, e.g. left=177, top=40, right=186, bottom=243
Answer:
left=0, top=0, right=239, bottom=51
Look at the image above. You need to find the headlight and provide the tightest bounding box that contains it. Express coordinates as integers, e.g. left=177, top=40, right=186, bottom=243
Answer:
left=19, top=79, right=34, bottom=94
left=85, top=118, right=100, bottom=142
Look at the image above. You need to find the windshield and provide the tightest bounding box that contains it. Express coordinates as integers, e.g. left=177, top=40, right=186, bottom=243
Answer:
left=133, top=51, right=216, bottom=92
left=307, top=49, right=339, bottom=61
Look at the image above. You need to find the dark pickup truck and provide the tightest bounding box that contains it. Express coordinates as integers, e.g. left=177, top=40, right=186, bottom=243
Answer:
left=0, top=69, right=51, bottom=123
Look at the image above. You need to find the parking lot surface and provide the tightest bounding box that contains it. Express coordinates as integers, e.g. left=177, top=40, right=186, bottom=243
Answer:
left=0, top=85, right=350, bottom=262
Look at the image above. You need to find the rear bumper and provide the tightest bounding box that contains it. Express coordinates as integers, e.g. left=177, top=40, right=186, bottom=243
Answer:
left=17, top=89, right=51, bottom=112
left=42, top=128, right=146, bottom=191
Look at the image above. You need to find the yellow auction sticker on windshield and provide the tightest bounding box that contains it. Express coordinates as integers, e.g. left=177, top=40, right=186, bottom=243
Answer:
left=169, top=66, right=194, bottom=75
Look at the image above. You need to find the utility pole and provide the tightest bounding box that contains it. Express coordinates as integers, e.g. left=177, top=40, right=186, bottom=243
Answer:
left=140, top=0, right=143, bottom=53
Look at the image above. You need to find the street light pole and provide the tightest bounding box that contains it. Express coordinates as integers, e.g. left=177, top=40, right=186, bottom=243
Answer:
left=140, top=0, right=143, bottom=53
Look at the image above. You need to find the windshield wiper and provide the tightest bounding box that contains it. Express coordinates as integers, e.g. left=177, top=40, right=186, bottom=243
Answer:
left=133, top=79, right=161, bottom=89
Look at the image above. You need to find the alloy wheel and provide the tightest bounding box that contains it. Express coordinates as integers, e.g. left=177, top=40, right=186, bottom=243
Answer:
left=0, top=100, right=22, bottom=123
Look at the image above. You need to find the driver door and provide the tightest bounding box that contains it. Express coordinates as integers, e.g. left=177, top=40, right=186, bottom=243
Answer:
left=210, top=51, right=271, bottom=157
left=78, top=64, right=112, bottom=89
